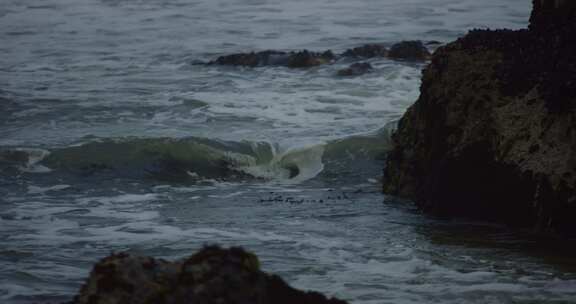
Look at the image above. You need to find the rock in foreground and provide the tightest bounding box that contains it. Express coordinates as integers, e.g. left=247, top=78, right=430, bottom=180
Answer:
left=383, top=0, right=576, bottom=235
left=70, top=246, right=349, bottom=304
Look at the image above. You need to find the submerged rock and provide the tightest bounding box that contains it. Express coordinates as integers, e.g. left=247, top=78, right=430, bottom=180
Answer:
left=341, top=44, right=388, bottom=58
left=387, top=40, right=431, bottom=61
left=383, top=0, right=576, bottom=236
left=336, top=62, right=374, bottom=76
left=210, top=50, right=335, bottom=68
left=70, top=246, right=349, bottom=304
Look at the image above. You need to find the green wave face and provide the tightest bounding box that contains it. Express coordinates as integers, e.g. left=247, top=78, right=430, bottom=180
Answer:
left=5, top=132, right=392, bottom=184
left=41, top=137, right=263, bottom=182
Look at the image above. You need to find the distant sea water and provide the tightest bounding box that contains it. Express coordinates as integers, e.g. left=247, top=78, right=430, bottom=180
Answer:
left=3, top=1, right=576, bottom=303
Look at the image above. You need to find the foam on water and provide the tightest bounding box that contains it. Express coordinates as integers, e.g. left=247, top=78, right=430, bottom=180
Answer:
left=240, top=143, right=325, bottom=183
left=0, top=0, right=529, bottom=146
left=2, top=184, right=576, bottom=303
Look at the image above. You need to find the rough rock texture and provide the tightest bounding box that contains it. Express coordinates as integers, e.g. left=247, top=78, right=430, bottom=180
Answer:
left=383, top=0, right=576, bottom=235
left=387, top=41, right=431, bottom=61
left=336, top=62, right=373, bottom=76
left=70, top=246, right=348, bottom=304
left=209, top=41, right=432, bottom=68
left=341, top=44, right=388, bottom=58
left=342, top=41, right=431, bottom=60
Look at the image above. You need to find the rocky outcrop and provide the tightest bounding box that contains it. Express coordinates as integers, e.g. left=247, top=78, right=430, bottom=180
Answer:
left=341, top=44, right=388, bottom=58
left=209, top=41, right=432, bottom=68
left=383, top=0, right=576, bottom=236
left=387, top=41, right=431, bottom=61
left=340, top=41, right=430, bottom=61
left=209, top=50, right=335, bottom=68
left=336, top=62, right=373, bottom=76
left=69, top=246, right=348, bottom=304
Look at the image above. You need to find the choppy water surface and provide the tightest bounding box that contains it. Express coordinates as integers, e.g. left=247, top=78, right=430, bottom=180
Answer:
left=3, top=0, right=576, bottom=303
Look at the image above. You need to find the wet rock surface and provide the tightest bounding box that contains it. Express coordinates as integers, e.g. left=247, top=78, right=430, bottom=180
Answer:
left=341, top=44, right=388, bottom=58
left=336, top=62, right=373, bottom=76
left=209, top=41, right=432, bottom=69
left=209, top=50, right=335, bottom=68
left=387, top=40, right=431, bottom=61
left=69, top=246, right=349, bottom=304
left=383, top=0, right=576, bottom=236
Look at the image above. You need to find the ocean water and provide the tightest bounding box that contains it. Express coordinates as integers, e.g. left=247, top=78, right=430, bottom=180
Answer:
left=2, top=0, right=576, bottom=303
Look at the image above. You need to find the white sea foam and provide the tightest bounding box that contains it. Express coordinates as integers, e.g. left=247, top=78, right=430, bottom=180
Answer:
left=240, top=143, right=325, bottom=183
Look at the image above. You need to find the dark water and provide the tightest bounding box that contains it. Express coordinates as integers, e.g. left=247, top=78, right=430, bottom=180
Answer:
left=3, top=0, right=576, bottom=303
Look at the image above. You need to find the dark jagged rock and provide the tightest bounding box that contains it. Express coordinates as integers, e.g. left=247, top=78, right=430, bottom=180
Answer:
left=210, top=50, right=286, bottom=67
left=336, top=62, right=374, bottom=76
left=70, top=246, right=349, bottom=304
left=387, top=40, right=431, bottom=61
left=341, top=41, right=430, bottom=61
left=383, top=0, right=576, bottom=236
left=286, top=50, right=335, bottom=68
left=210, top=50, right=335, bottom=68
left=341, top=44, right=388, bottom=58
left=209, top=41, right=432, bottom=69
left=529, top=0, right=576, bottom=33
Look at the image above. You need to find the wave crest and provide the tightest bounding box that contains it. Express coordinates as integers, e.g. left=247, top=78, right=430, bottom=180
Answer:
left=1, top=130, right=393, bottom=184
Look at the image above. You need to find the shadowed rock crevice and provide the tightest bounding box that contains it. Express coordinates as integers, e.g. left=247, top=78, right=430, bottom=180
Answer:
left=383, top=0, right=576, bottom=236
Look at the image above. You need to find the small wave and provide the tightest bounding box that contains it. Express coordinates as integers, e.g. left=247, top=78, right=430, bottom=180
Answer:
left=2, top=130, right=393, bottom=183
left=320, top=124, right=395, bottom=182
left=40, top=137, right=261, bottom=182
left=0, top=148, right=51, bottom=173
left=240, top=143, right=325, bottom=184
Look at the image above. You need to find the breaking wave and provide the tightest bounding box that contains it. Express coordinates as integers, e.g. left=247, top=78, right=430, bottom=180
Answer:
left=0, top=130, right=392, bottom=184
